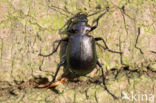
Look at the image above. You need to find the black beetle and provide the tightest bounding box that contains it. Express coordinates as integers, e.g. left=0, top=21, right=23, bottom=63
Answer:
left=39, top=11, right=122, bottom=99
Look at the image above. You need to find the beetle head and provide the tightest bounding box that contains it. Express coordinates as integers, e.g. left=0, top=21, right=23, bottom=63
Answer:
left=75, top=13, right=88, bottom=23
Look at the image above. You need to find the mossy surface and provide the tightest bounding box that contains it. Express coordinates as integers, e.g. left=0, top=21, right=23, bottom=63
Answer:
left=0, top=0, right=156, bottom=103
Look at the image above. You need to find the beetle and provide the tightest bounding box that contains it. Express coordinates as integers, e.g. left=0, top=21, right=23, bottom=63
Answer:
left=39, top=11, right=122, bottom=99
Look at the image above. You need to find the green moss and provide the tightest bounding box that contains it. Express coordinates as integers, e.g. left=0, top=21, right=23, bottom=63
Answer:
left=119, top=0, right=130, bottom=7
left=96, top=0, right=106, bottom=8
left=0, top=0, right=156, bottom=102
left=51, top=15, right=65, bottom=30
left=130, top=0, right=143, bottom=6
left=18, top=1, right=29, bottom=10
left=123, top=56, right=130, bottom=65
left=0, top=0, right=8, bottom=6
left=38, top=16, right=52, bottom=27
left=28, top=10, right=37, bottom=17
left=0, top=20, right=11, bottom=29
left=104, top=54, right=113, bottom=63
left=143, top=25, right=155, bottom=35
left=65, top=0, right=77, bottom=12
left=148, top=63, right=156, bottom=71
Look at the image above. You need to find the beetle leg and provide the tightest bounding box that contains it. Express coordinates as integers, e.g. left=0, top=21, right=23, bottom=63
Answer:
left=37, top=59, right=66, bottom=88
left=39, top=38, right=68, bottom=57
left=90, top=8, right=109, bottom=32
left=95, top=37, right=122, bottom=54
left=97, top=60, right=118, bottom=99
left=48, top=59, right=66, bottom=88
left=90, top=25, right=97, bottom=32
left=67, top=28, right=75, bottom=34
left=90, top=20, right=98, bottom=32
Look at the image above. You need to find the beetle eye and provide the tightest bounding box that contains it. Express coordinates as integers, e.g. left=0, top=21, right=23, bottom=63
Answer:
left=86, top=30, right=89, bottom=32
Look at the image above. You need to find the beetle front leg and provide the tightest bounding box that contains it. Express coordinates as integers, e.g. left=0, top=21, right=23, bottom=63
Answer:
left=97, top=60, right=118, bottom=99
left=39, top=38, right=68, bottom=57
left=90, top=8, right=109, bottom=32
left=95, top=37, right=122, bottom=54
left=90, top=20, right=98, bottom=32
left=90, top=25, right=97, bottom=32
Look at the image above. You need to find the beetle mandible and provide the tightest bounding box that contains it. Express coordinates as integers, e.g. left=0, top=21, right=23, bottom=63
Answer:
left=39, top=10, right=122, bottom=99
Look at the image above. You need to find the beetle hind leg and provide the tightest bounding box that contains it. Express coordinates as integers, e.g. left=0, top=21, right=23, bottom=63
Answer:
left=37, top=59, right=66, bottom=88
left=48, top=59, right=66, bottom=88
left=97, top=60, right=118, bottom=99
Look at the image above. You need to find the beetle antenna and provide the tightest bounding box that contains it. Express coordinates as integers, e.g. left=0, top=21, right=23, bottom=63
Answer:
left=91, top=7, right=109, bottom=26
left=48, top=4, right=74, bottom=17
left=48, top=6, right=70, bottom=17
left=88, top=6, right=109, bottom=17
